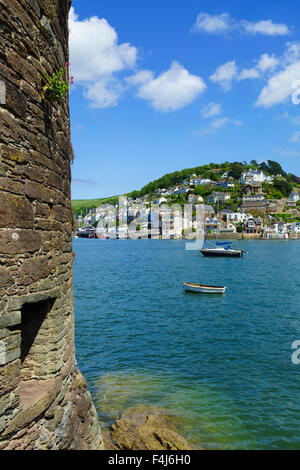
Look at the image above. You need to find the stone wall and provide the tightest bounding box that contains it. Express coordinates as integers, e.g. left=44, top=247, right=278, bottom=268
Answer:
left=0, top=0, right=103, bottom=449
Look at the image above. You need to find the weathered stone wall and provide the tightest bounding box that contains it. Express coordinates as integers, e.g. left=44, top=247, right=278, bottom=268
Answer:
left=0, top=0, right=103, bottom=449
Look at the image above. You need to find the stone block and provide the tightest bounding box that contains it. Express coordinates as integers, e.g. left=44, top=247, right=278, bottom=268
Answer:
left=8, top=288, right=59, bottom=311
left=0, top=229, right=41, bottom=255
left=0, top=359, right=21, bottom=396
left=0, top=267, right=14, bottom=288
left=0, top=192, right=34, bottom=229
left=0, top=312, right=21, bottom=329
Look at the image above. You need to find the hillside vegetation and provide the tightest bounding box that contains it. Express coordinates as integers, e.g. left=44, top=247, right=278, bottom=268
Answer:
left=72, top=160, right=300, bottom=214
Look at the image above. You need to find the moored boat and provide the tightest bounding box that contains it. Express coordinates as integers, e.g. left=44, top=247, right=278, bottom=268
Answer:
left=183, top=282, right=226, bottom=294
left=200, top=243, right=244, bottom=258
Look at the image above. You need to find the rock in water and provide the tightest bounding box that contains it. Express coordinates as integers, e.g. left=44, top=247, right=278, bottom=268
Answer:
left=108, top=406, right=194, bottom=450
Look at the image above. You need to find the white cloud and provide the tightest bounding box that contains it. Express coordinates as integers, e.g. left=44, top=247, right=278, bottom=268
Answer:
left=284, top=42, right=300, bottom=64
left=239, top=68, right=260, bottom=80
left=194, top=117, right=242, bottom=135
left=83, top=77, right=125, bottom=108
left=213, top=46, right=300, bottom=101
left=201, top=102, right=222, bottom=118
left=210, top=61, right=238, bottom=90
left=69, top=7, right=138, bottom=107
left=256, top=60, right=300, bottom=107
left=72, top=179, right=96, bottom=185
left=192, top=12, right=290, bottom=36
left=238, top=54, right=279, bottom=80
left=126, top=70, right=153, bottom=85
left=278, top=148, right=300, bottom=158
left=69, top=7, right=137, bottom=81
left=211, top=117, right=229, bottom=129
left=192, top=13, right=231, bottom=33
left=135, top=61, right=206, bottom=112
left=257, top=53, right=279, bottom=72
left=243, top=20, right=290, bottom=36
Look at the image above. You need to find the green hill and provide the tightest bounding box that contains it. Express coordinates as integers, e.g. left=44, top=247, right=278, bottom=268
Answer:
left=72, top=196, right=119, bottom=215
left=72, top=160, right=300, bottom=214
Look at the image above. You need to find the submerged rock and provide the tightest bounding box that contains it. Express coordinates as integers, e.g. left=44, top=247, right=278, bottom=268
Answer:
left=106, top=406, right=195, bottom=450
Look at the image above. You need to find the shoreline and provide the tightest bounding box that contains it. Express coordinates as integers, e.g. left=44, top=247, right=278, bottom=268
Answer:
left=73, top=234, right=300, bottom=241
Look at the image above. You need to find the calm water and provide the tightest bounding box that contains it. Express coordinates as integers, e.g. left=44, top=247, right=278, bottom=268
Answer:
left=73, top=239, right=300, bottom=449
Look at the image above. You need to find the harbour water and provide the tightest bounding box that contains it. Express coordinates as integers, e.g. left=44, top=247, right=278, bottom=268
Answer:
left=73, top=238, right=300, bottom=449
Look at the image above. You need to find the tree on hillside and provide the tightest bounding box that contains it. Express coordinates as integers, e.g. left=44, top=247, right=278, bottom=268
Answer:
left=259, top=162, right=270, bottom=174
left=129, top=190, right=140, bottom=200
left=288, top=174, right=300, bottom=184
left=267, top=160, right=286, bottom=177
left=228, top=162, right=244, bottom=180
left=193, top=184, right=214, bottom=197
left=273, top=178, right=292, bottom=197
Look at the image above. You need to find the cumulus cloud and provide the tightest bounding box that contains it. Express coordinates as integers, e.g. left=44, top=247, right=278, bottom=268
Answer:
left=192, top=12, right=290, bottom=36
left=257, top=53, right=279, bottom=72
left=243, top=20, right=290, bottom=36
left=256, top=60, right=300, bottom=108
left=238, top=68, right=260, bottom=80
left=126, top=70, right=153, bottom=86
left=131, top=61, right=206, bottom=112
left=201, top=102, right=222, bottom=118
left=83, top=77, right=126, bottom=108
left=238, top=54, right=279, bottom=81
left=69, top=7, right=138, bottom=107
left=210, top=61, right=238, bottom=90
left=192, top=13, right=232, bottom=34
left=213, top=49, right=295, bottom=96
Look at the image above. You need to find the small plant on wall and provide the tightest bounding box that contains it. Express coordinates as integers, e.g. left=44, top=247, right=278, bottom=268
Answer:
left=41, top=62, right=74, bottom=101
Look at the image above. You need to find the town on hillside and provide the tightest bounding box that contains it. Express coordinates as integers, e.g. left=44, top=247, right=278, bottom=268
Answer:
left=74, top=161, right=300, bottom=240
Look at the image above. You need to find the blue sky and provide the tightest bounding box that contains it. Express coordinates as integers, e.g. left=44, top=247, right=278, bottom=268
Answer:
left=70, top=0, right=300, bottom=199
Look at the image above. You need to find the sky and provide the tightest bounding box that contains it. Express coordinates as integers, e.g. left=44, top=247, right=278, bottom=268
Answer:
left=69, top=0, right=300, bottom=200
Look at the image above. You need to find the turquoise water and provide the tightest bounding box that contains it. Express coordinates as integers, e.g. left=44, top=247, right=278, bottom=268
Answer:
left=73, top=239, right=300, bottom=449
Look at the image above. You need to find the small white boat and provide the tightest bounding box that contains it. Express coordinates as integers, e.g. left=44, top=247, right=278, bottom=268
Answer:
left=183, top=282, right=226, bottom=294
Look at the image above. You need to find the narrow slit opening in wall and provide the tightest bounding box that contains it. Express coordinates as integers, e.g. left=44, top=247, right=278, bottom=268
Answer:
left=20, top=298, right=55, bottom=381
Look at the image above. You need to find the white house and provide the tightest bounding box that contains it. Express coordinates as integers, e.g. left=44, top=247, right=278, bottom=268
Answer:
left=190, top=178, right=215, bottom=186
left=221, top=209, right=250, bottom=224
left=239, top=170, right=273, bottom=185
left=289, top=191, right=300, bottom=202
left=264, top=223, right=289, bottom=239
left=216, top=181, right=235, bottom=189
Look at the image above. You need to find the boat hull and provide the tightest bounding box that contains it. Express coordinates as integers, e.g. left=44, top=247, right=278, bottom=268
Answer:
left=200, top=249, right=243, bottom=258
left=183, top=283, right=226, bottom=294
